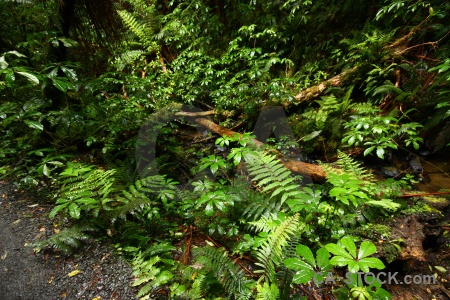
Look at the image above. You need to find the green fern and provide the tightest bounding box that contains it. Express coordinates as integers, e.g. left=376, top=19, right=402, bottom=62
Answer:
left=246, top=152, right=303, bottom=205
left=251, top=213, right=301, bottom=283
left=111, top=175, right=178, bottom=222
left=276, top=232, right=302, bottom=299
left=132, top=253, right=174, bottom=299
left=195, top=246, right=253, bottom=300
left=50, top=166, right=117, bottom=220
left=29, top=224, right=97, bottom=254
left=117, top=9, right=158, bottom=52
left=330, top=150, right=374, bottom=181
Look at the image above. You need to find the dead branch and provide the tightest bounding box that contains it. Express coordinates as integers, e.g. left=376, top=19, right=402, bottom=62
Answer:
left=175, top=110, right=215, bottom=117
left=192, top=117, right=327, bottom=182
left=285, top=66, right=361, bottom=107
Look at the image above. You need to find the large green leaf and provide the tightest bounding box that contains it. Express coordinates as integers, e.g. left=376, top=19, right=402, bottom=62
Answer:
left=68, top=203, right=81, bottom=219
left=325, top=243, right=353, bottom=259
left=358, top=241, right=377, bottom=259
left=340, top=236, right=357, bottom=258
left=52, top=78, right=74, bottom=92
left=316, top=248, right=331, bottom=270
left=296, top=244, right=316, bottom=266
left=16, top=71, right=39, bottom=85
left=24, top=120, right=44, bottom=131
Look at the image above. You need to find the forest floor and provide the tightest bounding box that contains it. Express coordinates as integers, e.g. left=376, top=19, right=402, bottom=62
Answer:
left=0, top=181, right=138, bottom=300
left=1, top=166, right=450, bottom=300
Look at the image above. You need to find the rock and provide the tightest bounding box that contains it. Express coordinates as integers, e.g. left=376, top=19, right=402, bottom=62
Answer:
left=382, top=166, right=400, bottom=178
left=390, top=215, right=426, bottom=263
left=422, top=196, right=450, bottom=211
left=409, top=156, right=423, bottom=173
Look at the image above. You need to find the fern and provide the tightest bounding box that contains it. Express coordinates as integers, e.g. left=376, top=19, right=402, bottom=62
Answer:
left=132, top=254, right=174, bottom=299
left=256, top=282, right=280, bottom=300
left=29, top=224, right=97, bottom=254
left=111, top=174, right=178, bottom=222
left=331, top=150, right=374, bottom=181
left=277, top=231, right=302, bottom=299
left=50, top=166, right=117, bottom=220
left=117, top=10, right=158, bottom=52
left=246, top=152, right=303, bottom=205
left=195, top=246, right=253, bottom=300
left=251, top=213, right=301, bottom=283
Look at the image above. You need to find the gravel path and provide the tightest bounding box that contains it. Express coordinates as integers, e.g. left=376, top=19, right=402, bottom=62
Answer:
left=0, top=181, right=138, bottom=300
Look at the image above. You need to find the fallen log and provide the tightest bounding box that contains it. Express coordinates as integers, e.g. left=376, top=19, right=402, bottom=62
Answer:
left=285, top=66, right=362, bottom=107
left=192, top=117, right=327, bottom=182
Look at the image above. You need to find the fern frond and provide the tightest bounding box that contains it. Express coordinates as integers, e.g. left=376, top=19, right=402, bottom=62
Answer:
left=29, top=224, right=97, bottom=254
left=246, top=152, right=302, bottom=205
left=142, top=242, right=176, bottom=260
left=117, top=9, right=158, bottom=51
left=111, top=174, right=178, bottom=221
left=195, top=247, right=253, bottom=299
left=254, top=214, right=300, bottom=283
left=322, top=150, right=374, bottom=182
left=277, top=230, right=302, bottom=299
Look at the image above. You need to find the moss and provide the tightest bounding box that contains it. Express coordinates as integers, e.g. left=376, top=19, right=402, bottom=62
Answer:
left=352, top=223, right=391, bottom=239
left=383, top=243, right=400, bottom=264
left=401, top=200, right=440, bottom=214
left=422, top=196, right=450, bottom=211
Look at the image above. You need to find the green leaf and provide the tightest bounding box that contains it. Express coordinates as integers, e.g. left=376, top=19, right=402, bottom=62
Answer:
left=358, top=241, right=377, bottom=259
left=6, top=50, right=26, bottom=58
left=325, top=243, right=353, bottom=259
left=340, top=236, right=357, bottom=258
left=60, top=66, right=78, bottom=81
left=24, top=120, right=44, bottom=131
left=5, top=72, right=15, bottom=85
left=68, top=203, right=81, bottom=219
left=210, top=163, right=219, bottom=174
left=296, top=244, right=316, bottom=266
left=292, top=268, right=316, bottom=284
left=329, top=256, right=354, bottom=267
left=16, top=71, right=39, bottom=85
left=358, top=257, right=385, bottom=271
left=52, top=78, right=74, bottom=92
left=49, top=203, right=69, bottom=219
left=316, top=248, right=331, bottom=270
left=284, top=257, right=313, bottom=271
left=364, top=146, right=375, bottom=156
left=0, top=56, right=8, bottom=69
left=302, top=130, right=322, bottom=142
left=42, top=164, right=51, bottom=177
left=376, top=147, right=385, bottom=159
left=204, top=202, right=214, bottom=216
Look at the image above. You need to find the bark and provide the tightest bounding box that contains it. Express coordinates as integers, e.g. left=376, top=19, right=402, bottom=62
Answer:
left=284, top=66, right=361, bottom=107
left=192, top=117, right=327, bottom=182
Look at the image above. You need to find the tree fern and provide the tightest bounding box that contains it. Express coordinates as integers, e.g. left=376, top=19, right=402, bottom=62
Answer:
left=117, top=9, right=158, bottom=52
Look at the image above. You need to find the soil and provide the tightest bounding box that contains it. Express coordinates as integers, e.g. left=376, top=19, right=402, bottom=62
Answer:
left=0, top=181, right=138, bottom=300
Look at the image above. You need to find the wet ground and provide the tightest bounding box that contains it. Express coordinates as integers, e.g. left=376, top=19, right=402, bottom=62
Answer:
left=0, top=181, right=138, bottom=300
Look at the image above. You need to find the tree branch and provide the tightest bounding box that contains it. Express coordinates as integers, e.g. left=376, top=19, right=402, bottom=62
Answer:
left=191, top=117, right=327, bottom=182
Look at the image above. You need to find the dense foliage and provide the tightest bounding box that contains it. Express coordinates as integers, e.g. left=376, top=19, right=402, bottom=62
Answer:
left=1, top=0, right=450, bottom=299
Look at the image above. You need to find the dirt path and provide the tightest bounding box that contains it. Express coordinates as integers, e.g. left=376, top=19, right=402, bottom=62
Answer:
left=0, top=181, right=138, bottom=300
